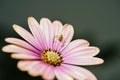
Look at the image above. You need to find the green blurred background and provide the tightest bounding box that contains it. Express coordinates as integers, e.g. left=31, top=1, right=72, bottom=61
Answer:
left=0, top=0, right=120, bottom=80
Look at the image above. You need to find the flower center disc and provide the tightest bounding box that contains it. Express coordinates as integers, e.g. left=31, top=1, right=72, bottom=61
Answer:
left=41, top=50, right=62, bottom=66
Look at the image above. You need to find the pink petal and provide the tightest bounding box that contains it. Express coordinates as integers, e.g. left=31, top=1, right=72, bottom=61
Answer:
left=52, top=20, right=63, bottom=50
left=52, top=22, right=74, bottom=52
left=42, top=65, right=55, bottom=80
left=27, top=61, right=48, bottom=77
left=28, top=62, right=49, bottom=77
left=60, top=39, right=89, bottom=56
left=63, top=57, right=104, bottom=65
left=17, top=61, right=49, bottom=77
left=5, top=38, right=39, bottom=53
left=29, top=62, right=55, bottom=80
left=35, top=62, right=48, bottom=76
left=63, top=47, right=100, bottom=59
left=60, top=64, right=87, bottom=80
left=28, top=62, right=44, bottom=77
left=28, top=17, right=47, bottom=50
left=18, top=61, right=50, bottom=78
left=17, top=60, right=39, bottom=71
left=40, top=18, right=54, bottom=49
left=53, top=20, right=63, bottom=37
left=60, top=24, right=74, bottom=48
left=12, top=24, right=41, bottom=51
left=2, top=45, right=39, bottom=56
left=27, top=61, right=42, bottom=77
left=61, top=64, right=97, bottom=80
left=57, top=24, right=74, bottom=51
left=55, top=67, right=73, bottom=80
left=11, top=53, right=39, bottom=59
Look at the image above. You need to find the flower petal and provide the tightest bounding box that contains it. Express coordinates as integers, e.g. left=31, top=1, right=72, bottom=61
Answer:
left=11, top=53, right=39, bottom=59
left=63, top=57, right=104, bottom=65
left=28, top=62, right=49, bottom=77
left=55, top=67, right=73, bottom=80
left=17, top=61, right=48, bottom=77
left=12, top=24, right=41, bottom=51
left=61, top=64, right=97, bottom=80
left=52, top=22, right=74, bottom=52
left=5, top=37, right=39, bottom=53
left=27, top=61, right=47, bottom=77
left=17, top=60, right=38, bottom=71
left=60, top=64, right=87, bottom=80
left=27, top=61, right=42, bottom=77
left=61, top=24, right=74, bottom=47
left=40, top=18, right=54, bottom=48
left=42, top=65, right=55, bottom=80
left=61, top=39, right=90, bottom=56
left=52, top=20, right=63, bottom=51
left=63, top=47, right=100, bottom=59
left=28, top=17, right=47, bottom=50
left=52, top=20, right=63, bottom=37
left=2, top=45, right=39, bottom=56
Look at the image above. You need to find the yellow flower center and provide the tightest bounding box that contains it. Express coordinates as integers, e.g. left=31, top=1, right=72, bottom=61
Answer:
left=41, top=49, right=62, bottom=66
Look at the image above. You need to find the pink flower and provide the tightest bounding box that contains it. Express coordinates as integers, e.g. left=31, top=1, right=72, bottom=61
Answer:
left=2, top=17, right=104, bottom=80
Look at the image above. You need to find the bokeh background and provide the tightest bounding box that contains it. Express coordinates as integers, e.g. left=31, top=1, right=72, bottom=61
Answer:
left=0, top=0, right=120, bottom=80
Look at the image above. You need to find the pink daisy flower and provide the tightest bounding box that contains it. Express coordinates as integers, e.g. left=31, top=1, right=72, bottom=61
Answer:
left=2, top=17, right=104, bottom=80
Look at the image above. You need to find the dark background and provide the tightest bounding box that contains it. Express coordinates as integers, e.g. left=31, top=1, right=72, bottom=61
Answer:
left=0, top=0, right=120, bottom=80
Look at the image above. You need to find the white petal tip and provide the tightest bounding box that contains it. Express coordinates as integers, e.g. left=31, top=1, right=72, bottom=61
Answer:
left=95, top=47, right=100, bottom=53
left=94, top=58, right=104, bottom=65
left=40, top=17, right=51, bottom=22
left=64, top=24, right=72, bottom=27
left=41, top=17, right=49, bottom=20
left=99, top=59, right=104, bottom=64
left=4, top=38, right=9, bottom=42
left=2, top=47, right=5, bottom=52
left=53, top=20, right=63, bottom=26
left=28, top=16, right=34, bottom=18
left=53, top=20, right=61, bottom=23
left=12, top=24, right=19, bottom=30
left=17, top=61, right=26, bottom=71
left=2, top=45, right=15, bottom=53
left=28, top=16, right=35, bottom=21
left=93, top=47, right=100, bottom=55
left=10, top=54, right=16, bottom=58
left=2, top=46, right=9, bottom=52
left=12, top=24, right=17, bottom=27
